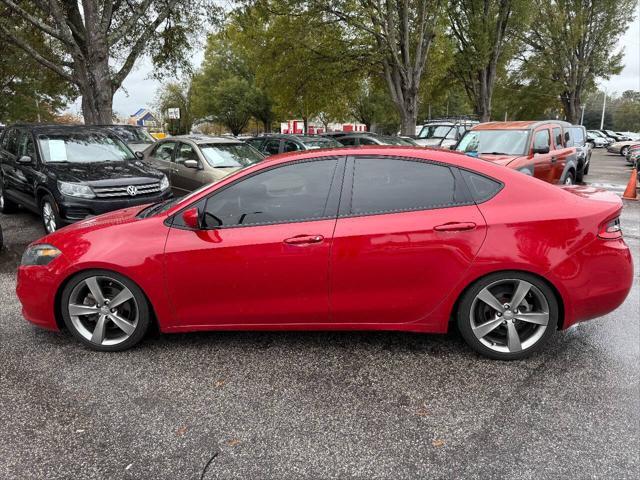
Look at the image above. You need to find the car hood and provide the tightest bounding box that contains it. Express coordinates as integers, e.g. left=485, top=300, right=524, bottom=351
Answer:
left=45, top=161, right=164, bottom=185
left=475, top=153, right=519, bottom=166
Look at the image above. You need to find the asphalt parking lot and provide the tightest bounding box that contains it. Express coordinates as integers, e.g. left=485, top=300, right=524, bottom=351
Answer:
left=0, top=149, right=638, bottom=480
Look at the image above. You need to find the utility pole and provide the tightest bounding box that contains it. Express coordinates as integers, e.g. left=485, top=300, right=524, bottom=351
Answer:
left=580, top=104, right=586, bottom=125
left=35, top=97, right=41, bottom=123
left=504, top=111, right=508, bottom=122
left=600, top=91, right=606, bottom=129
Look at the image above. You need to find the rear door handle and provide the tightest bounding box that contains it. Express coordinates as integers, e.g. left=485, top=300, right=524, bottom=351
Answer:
left=283, top=234, right=324, bottom=245
left=550, top=156, right=557, bottom=163
left=434, top=222, right=476, bottom=232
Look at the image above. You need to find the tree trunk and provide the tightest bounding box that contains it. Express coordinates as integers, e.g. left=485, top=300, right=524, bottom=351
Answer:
left=561, top=92, right=581, bottom=124
left=76, top=37, right=114, bottom=125
left=475, top=70, right=492, bottom=123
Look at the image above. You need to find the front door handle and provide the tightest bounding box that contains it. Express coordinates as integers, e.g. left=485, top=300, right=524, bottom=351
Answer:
left=434, top=222, right=476, bottom=232
left=550, top=156, right=558, bottom=163
left=283, top=234, right=324, bottom=245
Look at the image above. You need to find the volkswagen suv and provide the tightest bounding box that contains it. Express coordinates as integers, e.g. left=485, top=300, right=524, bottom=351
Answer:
left=0, top=124, right=171, bottom=233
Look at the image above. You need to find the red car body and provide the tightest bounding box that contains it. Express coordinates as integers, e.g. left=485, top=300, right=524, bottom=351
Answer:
left=17, top=147, right=632, bottom=339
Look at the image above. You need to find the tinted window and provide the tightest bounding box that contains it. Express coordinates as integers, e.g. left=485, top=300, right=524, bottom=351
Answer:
left=533, top=130, right=550, bottom=150
left=338, top=137, right=357, bottom=146
left=553, top=127, right=563, bottom=147
left=17, top=131, right=36, bottom=158
left=350, top=158, right=463, bottom=215
left=283, top=140, right=301, bottom=152
left=263, top=139, right=281, bottom=155
left=461, top=170, right=502, bottom=203
left=359, top=137, right=378, bottom=145
left=202, top=159, right=338, bottom=227
left=152, top=142, right=176, bottom=161
left=2, top=128, right=19, bottom=155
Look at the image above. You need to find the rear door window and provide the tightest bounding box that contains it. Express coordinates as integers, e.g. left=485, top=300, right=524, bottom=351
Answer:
left=552, top=128, right=563, bottom=148
left=348, top=157, right=467, bottom=216
left=152, top=142, right=176, bottom=162
left=283, top=140, right=301, bottom=152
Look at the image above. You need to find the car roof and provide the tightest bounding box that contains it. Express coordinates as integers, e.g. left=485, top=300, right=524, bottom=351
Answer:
left=166, top=134, right=245, bottom=145
left=473, top=120, right=572, bottom=131
left=9, top=124, right=117, bottom=135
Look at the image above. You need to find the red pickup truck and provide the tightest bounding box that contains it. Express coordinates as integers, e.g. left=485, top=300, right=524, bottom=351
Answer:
left=456, top=120, right=579, bottom=185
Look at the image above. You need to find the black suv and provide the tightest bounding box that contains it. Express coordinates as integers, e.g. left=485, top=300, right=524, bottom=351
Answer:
left=0, top=124, right=171, bottom=233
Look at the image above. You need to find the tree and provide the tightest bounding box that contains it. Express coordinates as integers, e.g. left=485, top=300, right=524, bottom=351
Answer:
left=448, top=0, right=529, bottom=122
left=207, top=77, right=254, bottom=136
left=612, top=90, right=640, bottom=132
left=522, top=0, right=635, bottom=123
left=0, top=1, right=218, bottom=124
left=156, top=81, right=193, bottom=134
left=313, top=0, right=444, bottom=135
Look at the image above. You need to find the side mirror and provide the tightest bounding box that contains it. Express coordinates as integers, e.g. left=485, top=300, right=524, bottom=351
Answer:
left=532, top=146, right=550, bottom=154
left=135, top=151, right=144, bottom=159
left=182, top=207, right=201, bottom=229
left=17, top=155, right=33, bottom=165
left=183, top=159, right=200, bottom=169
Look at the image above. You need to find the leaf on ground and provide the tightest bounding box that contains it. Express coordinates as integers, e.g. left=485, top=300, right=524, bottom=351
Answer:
left=215, top=379, right=226, bottom=388
left=415, top=404, right=429, bottom=417
left=175, top=426, right=188, bottom=437
left=432, top=439, right=445, bottom=448
left=227, top=438, right=241, bottom=447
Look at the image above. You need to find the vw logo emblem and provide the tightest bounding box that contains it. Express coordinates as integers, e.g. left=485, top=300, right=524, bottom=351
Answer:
left=126, top=185, right=138, bottom=197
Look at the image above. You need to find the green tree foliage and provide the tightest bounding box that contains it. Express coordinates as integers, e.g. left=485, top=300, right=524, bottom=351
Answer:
left=155, top=81, right=193, bottom=134
left=612, top=91, right=640, bottom=132
left=208, top=77, right=255, bottom=136
left=0, top=0, right=219, bottom=124
left=448, top=0, right=530, bottom=122
left=522, top=0, right=635, bottom=123
left=0, top=7, right=74, bottom=122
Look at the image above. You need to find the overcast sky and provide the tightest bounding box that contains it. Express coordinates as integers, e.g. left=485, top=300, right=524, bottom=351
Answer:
left=67, top=10, right=640, bottom=119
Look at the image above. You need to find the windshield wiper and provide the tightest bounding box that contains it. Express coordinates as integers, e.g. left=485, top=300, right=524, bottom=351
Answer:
left=480, top=151, right=511, bottom=155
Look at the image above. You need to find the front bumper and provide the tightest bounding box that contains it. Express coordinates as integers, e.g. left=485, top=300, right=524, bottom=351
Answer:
left=16, top=265, right=61, bottom=330
left=58, top=189, right=172, bottom=223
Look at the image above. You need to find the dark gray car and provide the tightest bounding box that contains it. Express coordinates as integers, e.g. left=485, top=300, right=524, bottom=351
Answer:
left=142, top=135, right=264, bottom=196
left=566, top=126, right=592, bottom=183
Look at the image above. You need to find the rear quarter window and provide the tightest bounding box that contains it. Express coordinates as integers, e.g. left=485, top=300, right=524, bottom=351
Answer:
left=460, top=170, right=503, bottom=203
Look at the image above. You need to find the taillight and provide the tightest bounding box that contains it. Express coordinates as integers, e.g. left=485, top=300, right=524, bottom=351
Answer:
left=598, top=217, right=622, bottom=240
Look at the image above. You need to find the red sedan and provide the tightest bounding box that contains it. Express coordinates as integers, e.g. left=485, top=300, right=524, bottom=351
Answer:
left=16, top=147, right=633, bottom=360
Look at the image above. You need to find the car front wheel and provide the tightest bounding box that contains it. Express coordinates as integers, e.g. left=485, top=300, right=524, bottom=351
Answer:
left=41, top=194, right=62, bottom=234
left=457, top=272, right=559, bottom=360
left=621, top=146, right=629, bottom=156
left=60, top=270, right=151, bottom=351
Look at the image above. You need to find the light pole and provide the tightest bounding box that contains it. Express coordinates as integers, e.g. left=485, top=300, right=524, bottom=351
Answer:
left=600, top=91, right=606, bottom=130
left=580, top=104, right=586, bottom=125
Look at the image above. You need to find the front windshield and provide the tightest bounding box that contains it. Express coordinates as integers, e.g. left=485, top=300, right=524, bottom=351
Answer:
left=200, top=143, right=263, bottom=168
left=303, top=139, right=343, bottom=149
left=456, top=130, right=529, bottom=155
left=108, top=126, right=155, bottom=143
left=37, top=132, right=135, bottom=163
left=418, top=125, right=455, bottom=139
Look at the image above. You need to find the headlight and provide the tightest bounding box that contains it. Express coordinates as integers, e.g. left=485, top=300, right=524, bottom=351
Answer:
left=21, top=244, right=62, bottom=266
left=58, top=181, right=95, bottom=199
left=160, top=175, right=170, bottom=191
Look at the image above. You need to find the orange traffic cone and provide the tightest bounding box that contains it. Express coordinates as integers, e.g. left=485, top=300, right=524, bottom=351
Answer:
left=622, top=168, right=638, bottom=200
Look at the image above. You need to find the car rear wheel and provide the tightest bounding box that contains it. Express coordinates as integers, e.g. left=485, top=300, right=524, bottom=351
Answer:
left=61, top=270, right=151, bottom=351
left=621, top=146, right=629, bottom=156
left=41, top=194, right=61, bottom=234
left=457, top=272, right=559, bottom=360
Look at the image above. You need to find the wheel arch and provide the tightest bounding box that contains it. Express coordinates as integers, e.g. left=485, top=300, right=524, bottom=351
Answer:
left=53, top=267, right=160, bottom=331
left=449, top=269, right=566, bottom=331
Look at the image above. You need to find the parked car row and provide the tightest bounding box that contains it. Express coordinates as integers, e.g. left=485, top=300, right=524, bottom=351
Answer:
left=0, top=124, right=265, bottom=234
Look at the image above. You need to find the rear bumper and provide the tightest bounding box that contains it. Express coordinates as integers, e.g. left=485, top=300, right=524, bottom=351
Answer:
left=16, top=265, right=61, bottom=331
left=549, top=238, right=633, bottom=328
left=58, top=189, right=172, bottom=222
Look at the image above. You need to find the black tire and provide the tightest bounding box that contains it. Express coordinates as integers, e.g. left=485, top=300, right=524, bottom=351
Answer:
left=457, top=271, right=559, bottom=360
left=40, top=194, right=62, bottom=234
left=562, top=170, right=575, bottom=185
left=621, top=146, right=629, bottom=157
left=0, top=180, right=19, bottom=213
left=60, top=269, right=151, bottom=352
left=587, top=141, right=595, bottom=149
left=583, top=162, right=590, bottom=175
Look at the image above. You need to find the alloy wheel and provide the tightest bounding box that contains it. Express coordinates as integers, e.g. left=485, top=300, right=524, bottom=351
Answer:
left=621, top=147, right=629, bottom=156
left=470, top=279, right=550, bottom=354
left=67, top=276, right=139, bottom=347
left=564, top=175, right=574, bottom=185
left=42, top=201, right=57, bottom=233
